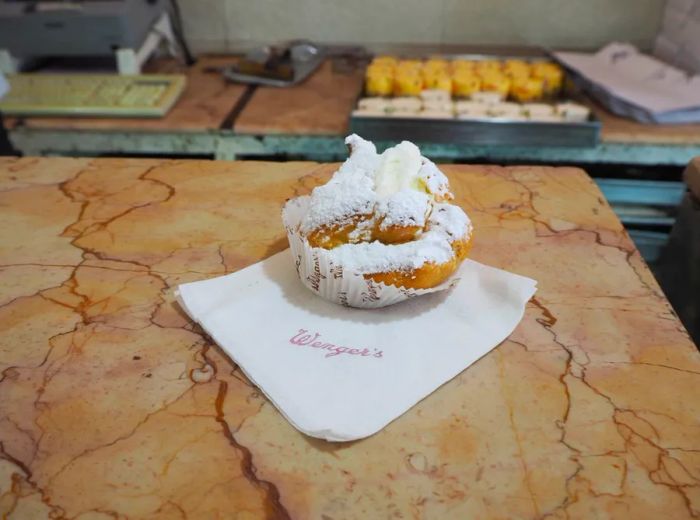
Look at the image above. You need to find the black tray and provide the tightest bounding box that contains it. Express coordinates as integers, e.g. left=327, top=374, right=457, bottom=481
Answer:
left=350, top=114, right=601, bottom=148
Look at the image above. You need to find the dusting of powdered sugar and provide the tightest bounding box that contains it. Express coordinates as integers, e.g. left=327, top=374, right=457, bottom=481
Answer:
left=320, top=203, right=473, bottom=273
left=300, top=135, right=453, bottom=234
left=300, top=135, right=378, bottom=233
left=429, top=203, right=471, bottom=238
left=377, top=189, right=430, bottom=230
left=347, top=216, right=376, bottom=242
left=341, top=134, right=381, bottom=175
left=418, top=159, right=451, bottom=199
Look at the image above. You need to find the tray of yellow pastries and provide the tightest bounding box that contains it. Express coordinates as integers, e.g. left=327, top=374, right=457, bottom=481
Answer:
left=350, top=55, right=600, bottom=147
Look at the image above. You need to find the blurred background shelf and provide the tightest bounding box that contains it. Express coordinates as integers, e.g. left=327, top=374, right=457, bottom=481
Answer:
left=5, top=54, right=700, bottom=270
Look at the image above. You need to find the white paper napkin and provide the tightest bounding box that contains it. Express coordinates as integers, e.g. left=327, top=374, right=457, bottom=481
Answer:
left=177, top=250, right=537, bottom=442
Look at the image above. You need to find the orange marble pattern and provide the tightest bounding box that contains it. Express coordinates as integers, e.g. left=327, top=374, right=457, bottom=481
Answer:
left=0, top=157, right=699, bottom=519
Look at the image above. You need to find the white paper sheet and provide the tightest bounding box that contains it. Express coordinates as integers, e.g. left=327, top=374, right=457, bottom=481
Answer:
left=555, top=43, right=700, bottom=116
left=177, top=250, right=537, bottom=442
left=0, top=73, right=8, bottom=101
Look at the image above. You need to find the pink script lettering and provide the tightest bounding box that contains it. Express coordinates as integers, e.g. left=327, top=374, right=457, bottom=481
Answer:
left=289, top=329, right=383, bottom=359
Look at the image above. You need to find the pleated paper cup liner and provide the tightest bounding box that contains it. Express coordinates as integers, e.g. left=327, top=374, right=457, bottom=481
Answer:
left=282, top=196, right=460, bottom=309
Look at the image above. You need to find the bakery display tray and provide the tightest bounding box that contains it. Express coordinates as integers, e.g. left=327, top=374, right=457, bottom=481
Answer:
left=352, top=52, right=600, bottom=148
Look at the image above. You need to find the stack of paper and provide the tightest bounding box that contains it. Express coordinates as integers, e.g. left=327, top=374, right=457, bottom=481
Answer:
left=555, top=43, right=700, bottom=124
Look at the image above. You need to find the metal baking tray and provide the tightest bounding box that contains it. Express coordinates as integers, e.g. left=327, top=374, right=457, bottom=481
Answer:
left=221, top=41, right=325, bottom=87
left=350, top=53, right=601, bottom=148
left=350, top=114, right=601, bottom=148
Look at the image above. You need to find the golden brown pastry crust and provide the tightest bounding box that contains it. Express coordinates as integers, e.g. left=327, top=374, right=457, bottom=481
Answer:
left=365, top=234, right=472, bottom=289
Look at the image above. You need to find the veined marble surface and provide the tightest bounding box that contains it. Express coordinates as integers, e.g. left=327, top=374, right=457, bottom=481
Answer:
left=0, top=157, right=698, bottom=519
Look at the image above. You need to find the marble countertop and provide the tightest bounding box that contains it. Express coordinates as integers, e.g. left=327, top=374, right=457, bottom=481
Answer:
left=0, top=157, right=698, bottom=519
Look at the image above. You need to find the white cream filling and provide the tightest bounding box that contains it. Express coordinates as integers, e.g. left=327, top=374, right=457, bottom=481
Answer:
left=374, top=141, right=424, bottom=198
